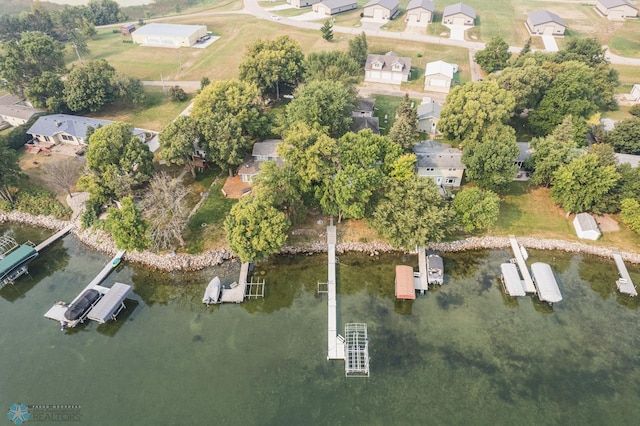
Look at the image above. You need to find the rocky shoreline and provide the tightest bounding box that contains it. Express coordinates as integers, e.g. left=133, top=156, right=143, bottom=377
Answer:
left=2, top=210, right=640, bottom=271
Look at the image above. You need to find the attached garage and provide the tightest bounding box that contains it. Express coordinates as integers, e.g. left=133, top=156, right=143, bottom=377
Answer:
left=131, top=23, right=208, bottom=48
left=312, top=0, right=357, bottom=15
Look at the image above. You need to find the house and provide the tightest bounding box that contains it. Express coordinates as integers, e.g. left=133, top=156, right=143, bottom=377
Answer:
left=131, top=23, right=208, bottom=48
left=363, top=0, right=399, bottom=22
left=526, top=10, right=567, bottom=36
left=416, top=98, right=442, bottom=134
left=414, top=140, right=465, bottom=189
left=573, top=213, right=602, bottom=240
left=631, top=84, right=640, bottom=103
left=365, top=51, right=412, bottom=85
left=27, top=114, right=147, bottom=147
left=121, top=24, right=136, bottom=35
left=405, top=0, right=435, bottom=27
left=352, top=98, right=376, bottom=118
left=351, top=117, right=380, bottom=134
left=237, top=140, right=283, bottom=183
left=442, top=3, right=476, bottom=25
left=0, top=94, right=43, bottom=128
left=312, top=0, right=357, bottom=15
left=424, top=60, right=455, bottom=93
left=288, top=0, right=321, bottom=7
left=595, top=0, right=638, bottom=19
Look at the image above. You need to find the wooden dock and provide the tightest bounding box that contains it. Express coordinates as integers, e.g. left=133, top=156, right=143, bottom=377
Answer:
left=34, top=224, right=75, bottom=252
left=219, top=262, right=265, bottom=303
left=508, top=236, right=536, bottom=293
left=326, top=221, right=345, bottom=360
left=415, top=247, right=429, bottom=294
left=612, top=249, right=638, bottom=296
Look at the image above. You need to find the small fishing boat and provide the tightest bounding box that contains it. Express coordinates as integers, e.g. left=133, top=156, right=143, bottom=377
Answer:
left=202, top=276, right=222, bottom=305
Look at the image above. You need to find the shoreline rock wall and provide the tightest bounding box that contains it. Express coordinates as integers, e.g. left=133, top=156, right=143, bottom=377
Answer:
left=2, top=211, right=640, bottom=271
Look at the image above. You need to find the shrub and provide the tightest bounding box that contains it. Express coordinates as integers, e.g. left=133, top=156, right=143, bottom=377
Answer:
left=168, top=85, right=187, bottom=102
left=13, top=186, right=72, bottom=219
left=630, top=104, right=640, bottom=118
left=81, top=198, right=102, bottom=229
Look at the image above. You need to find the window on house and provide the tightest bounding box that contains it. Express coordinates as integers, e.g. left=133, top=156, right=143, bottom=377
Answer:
left=44, top=136, right=50, bottom=142
left=445, top=178, right=455, bottom=184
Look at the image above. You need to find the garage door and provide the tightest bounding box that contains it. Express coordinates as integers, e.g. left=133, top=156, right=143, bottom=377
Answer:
left=430, top=78, right=448, bottom=87
left=453, top=17, right=466, bottom=25
left=543, top=25, right=554, bottom=35
left=420, top=12, right=430, bottom=23
left=608, top=10, right=624, bottom=19
left=408, top=14, right=419, bottom=24
left=374, top=8, right=384, bottom=21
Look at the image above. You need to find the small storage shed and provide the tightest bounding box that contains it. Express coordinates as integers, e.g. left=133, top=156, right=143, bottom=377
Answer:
left=395, top=265, right=416, bottom=300
left=121, top=24, right=136, bottom=35
left=573, top=213, right=601, bottom=240
left=131, top=23, right=208, bottom=48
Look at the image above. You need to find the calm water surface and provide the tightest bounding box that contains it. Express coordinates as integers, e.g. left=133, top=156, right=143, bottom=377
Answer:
left=1, top=223, right=640, bottom=425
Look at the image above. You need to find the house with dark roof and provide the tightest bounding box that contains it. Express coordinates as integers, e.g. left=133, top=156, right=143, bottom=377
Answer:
left=363, top=0, right=399, bottom=22
left=442, top=3, right=476, bottom=25
left=416, top=99, right=442, bottom=134
left=352, top=98, right=376, bottom=118
left=406, top=0, right=435, bottom=27
left=526, top=10, right=567, bottom=35
left=0, top=95, right=43, bottom=128
left=414, top=140, right=465, bottom=189
left=351, top=117, right=380, bottom=134
left=364, top=51, right=412, bottom=85
left=312, top=0, right=357, bottom=15
left=595, top=0, right=638, bottom=19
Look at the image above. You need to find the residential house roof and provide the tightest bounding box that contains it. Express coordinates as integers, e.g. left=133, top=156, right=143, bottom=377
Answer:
left=0, top=94, right=21, bottom=106
left=598, top=0, right=637, bottom=10
left=365, top=51, right=412, bottom=76
left=416, top=102, right=442, bottom=120
left=132, top=23, right=206, bottom=37
left=320, top=0, right=357, bottom=8
left=252, top=140, right=282, bottom=158
left=527, top=10, right=567, bottom=27
left=351, top=116, right=380, bottom=134
left=0, top=104, right=43, bottom=121
left=363, top=0, right=399, bottom=10
left=425, top=60, right=454, bottom=78
left=443, top=2, right=476, bottom=18
left=574, top=212, right=600, bottom=233
left=407, top=0, right=435, bottom=12
left=516, top=142, right=533, bottom=163
left=354, top=98, right=376, bottom=114
left=615, top=153, right=640, bottom=168
left=27, top=114, right=145, bottom=140
left=414, top=140, right=464, bottom=169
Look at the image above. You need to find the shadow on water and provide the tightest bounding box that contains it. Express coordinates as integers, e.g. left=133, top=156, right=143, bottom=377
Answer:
left=393, top=299, right=413, bottom=315
left=445, top=249, right=490, bottom=280
left=531, top=297, right=554, bottom=314
left=96, top=299, right=140, bottom=337
left=578, top=254, right=619, bottom=300
left=497, top=279, right=520, bottom=308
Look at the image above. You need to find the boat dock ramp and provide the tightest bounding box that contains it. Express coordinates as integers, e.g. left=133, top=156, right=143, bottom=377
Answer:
left=611, top=249, right=637, bottom=296
left=44, top=250, right=131, bottom=329
left=212, top=262, right=265, bottom=304
left=34, top=224, right=75, bottom=252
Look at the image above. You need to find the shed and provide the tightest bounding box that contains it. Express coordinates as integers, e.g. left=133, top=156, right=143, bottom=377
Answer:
left=363, top=0, right=399, bottom=22
left=131, top=23, right=208, bottom=48
left=424, top=60, right=454, bottom=93
left=573, top=213, right=601, bottom=240
left=395, top=265, right=416, bottom=300
left=526, top=10, right=567, bottom=35
left=416, top=100, right=442, bottom=134
left=406, top=0, right=435, bottom=27
left=442, top=3, right=476, bottom=25
left=121, top=24, right=136, bottom=35
left=313, top=0, right=357, bottom=15
left=595, top=0, right=638, bottom=19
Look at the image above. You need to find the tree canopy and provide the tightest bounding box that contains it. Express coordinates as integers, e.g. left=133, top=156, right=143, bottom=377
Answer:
left=494, top=58, right=551, bottom=113
left=303, top=51, right=360, bottom=85
left=348, top=32, right=368, bottom=67
left=620, top=198, right=640, bottom=234
left=320, top=20, right=333, bottom=41
left=159, top=115, right=200, bottom=177
left=105, top=196, right=149, bottom=251
left=605, top=118, right=640, bottom=154
left=388, top=94, right=418, bottom=151
left=452, top=187, right=501, bottom=232
left=474, top=37, right=511, bottom=73
left=530, top=116, right=579, bottom=186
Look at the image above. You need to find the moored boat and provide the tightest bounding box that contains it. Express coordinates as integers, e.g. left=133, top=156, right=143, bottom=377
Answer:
left=202, top=276, right=222, bottom=305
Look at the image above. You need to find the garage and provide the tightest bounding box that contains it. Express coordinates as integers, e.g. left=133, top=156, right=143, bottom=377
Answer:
left=543, top=25, right=555, bottom=35
left=374, top=8, right=385, bottom=20
left=608, top=10, right=624, bottom=19
left=453, top=16, right=466, bottom=25
left=131, top=23, right=208, bottom=48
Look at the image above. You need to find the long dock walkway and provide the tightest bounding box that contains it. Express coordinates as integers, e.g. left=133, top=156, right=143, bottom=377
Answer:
left=327, top=221, right=345, bottom=360
left=509, top=236, right=536, bottom=293
left=612, top=249, right=638, bottom=296
left=220, top=262, right=249, bottom=303
left=35, top=224, right=74, bottom=252
left=415, top=247, right=428, bottom=293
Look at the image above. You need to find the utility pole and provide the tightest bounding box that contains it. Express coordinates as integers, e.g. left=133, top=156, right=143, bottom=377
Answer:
left=72, top=43, right=83, bottom=64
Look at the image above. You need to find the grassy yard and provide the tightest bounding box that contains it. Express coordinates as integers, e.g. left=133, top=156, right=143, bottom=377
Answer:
left=371, top=94, right=420, bottom=135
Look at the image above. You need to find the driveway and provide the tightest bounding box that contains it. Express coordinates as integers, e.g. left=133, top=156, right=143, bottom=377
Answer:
left=290, top=12, right=325, bottom=21
left=444, top=23, right=468, bottom=41
left=541, top=35, right=559, bottom=52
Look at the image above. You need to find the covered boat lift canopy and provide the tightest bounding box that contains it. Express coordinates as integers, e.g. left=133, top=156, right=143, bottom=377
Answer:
left=395, top=265, right=416, bottom=300
left=0, top=245, right=38, bottom=287
left=531, top=262, right=562, bottom=303
left=87, top=282, right=132, bottom=324
left=500, top=263, right=526, bottom=296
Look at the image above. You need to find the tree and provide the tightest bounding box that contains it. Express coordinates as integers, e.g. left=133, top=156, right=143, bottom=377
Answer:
left=105, top=196, right=149, bottom=251
left=200, top=76, right=210, bottom=90
left=238, top=35, right=304, bottom=99
left=253, top=161, right=305, bottom=223
left=474, top=36, right=511, bottom=73
left=86, top=0, right=121, bottom=25
left=555, top=37, right=607, bottom=67
left=68, top=28, right=90, bottom=62
left=168, top=85, right=187, bottom=102
left=590, top=142, right=617, bottom=167
left=79, top=122, right=154, bottom=203
left=280, top=80, right=356, bottom=138
left=438, top=81, right=515, bottom=141
left=190, top=79, right=266, bottom=176
left=41, top=157, right=84, bottom=198
left=461, top=123, right=519, bottom=191
left=224, top=195, right=290, bottom=262
left=159, top=115, right=200, bottom=177
left=25, top=71, right=66, bottom=111
left=495, top=58, right=551, bottom=113
left=64, top=59, right=117, bottom=112
left=388, top=94, right=418, bottom=150
left=303, top=51, right=360, bottom=85
left=620, top=198, right=640, bottom=234
left=530, top=116, right=578, bottom=187
left=520, top=38, right=532, bottom=57
left=550, top=154, right=619, bottom=214
left=0, top=143, right=23, bottom=204
left=141, top=173, right=189, bottom=250
left=348, top=32, right=368, bottom=67
left=371, top=178, right=452, bottom=249
left=320, top=19, right=333, bottom=41
left=605, top=118, right=640, bottom=154
left=452, top=187, right=500, bottom=232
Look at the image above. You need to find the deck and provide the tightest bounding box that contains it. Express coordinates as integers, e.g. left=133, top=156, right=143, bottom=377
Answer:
left=415, top=247, right=429, bottom=294
left=221, top=175, right=252, bottom=199
left=508, top=236, right=536, bottom=293
left=612, top=249, right=637, bottom=296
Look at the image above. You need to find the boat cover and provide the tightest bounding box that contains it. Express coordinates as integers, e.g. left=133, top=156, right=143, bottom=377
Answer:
left=64, top=289, right=101, bottom=320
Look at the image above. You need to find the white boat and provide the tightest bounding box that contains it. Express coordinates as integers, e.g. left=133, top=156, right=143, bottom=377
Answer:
left=202, top=276, right=222, bottom=305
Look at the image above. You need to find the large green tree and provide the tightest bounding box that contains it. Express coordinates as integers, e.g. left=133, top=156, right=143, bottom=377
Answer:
left=348, top=32, right=368, bottom=67
left=303, top=51, right=360, bottom=85
left=64, top=59, right=117, bottom=112
left=280, top=80, right=356, bottom=138
left=224, top=195, right=291, bottom=263
left=105, top=196, right=149, bottom=251
left=438, top=81, right=515, bottom=141
left=530, top=116, right=579, bottom=186
left=620, top=198, right=640, bottom=234
left=555, top=37, right=607, bottom=67
left=474, top=37, right=511, bottom=73
left=86, top=0, right=122, bottom=25
left=605, top=118, right=640, bottom=154
left=494, top=58, right=551, bottom=113
left=452, top=187, right=500, bottom=232
left=550, top=153, right=619, bottom=214
left=388, top=94, right=418, bottom=151
left=371, top=178, right=452, bottom=249
left=253, top=161, right=305, bottom=223
left=159, top=115, right=200, bottom=177
left=238, top=35, right=304, bottom=99
left=25, top=71, right=66, bottom=111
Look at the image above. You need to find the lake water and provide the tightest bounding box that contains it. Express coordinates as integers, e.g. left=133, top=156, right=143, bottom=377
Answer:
left=1, top=223, right=640, bottom=425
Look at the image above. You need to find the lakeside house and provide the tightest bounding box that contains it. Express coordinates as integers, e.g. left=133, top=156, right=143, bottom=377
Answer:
left=526, top=10, right=567, bottom=36
left=222, top=140, right=284, bottom=198
left=414, top=140, right=465, bottom=189
left=364, top=51, right=412, bottom=85
left=405, top=0, right=435, bottom=28
left=595, top=0, right=638, bottom=20
left=0, top=94, right=43, bottom=128
left=442, top=3, right=476, bottom=25
left=312, top=0, right=358, bottom=15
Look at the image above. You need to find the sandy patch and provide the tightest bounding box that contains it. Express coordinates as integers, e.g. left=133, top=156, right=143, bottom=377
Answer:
left=596, top=215, right=620, bottom=232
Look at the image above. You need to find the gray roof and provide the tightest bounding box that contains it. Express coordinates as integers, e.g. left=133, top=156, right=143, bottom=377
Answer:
left=516, top=142, right=533, bottom=163
left=252, top=140, right=282, bottom=158
left=355, top=98, right=376, bottom=113
left=531, top=262, right=562, bottom=303
left=365, top=51, right=412, bottom=76
left=417, top=102, right=442, bottom=120
left=132, top=23, right=206, bottom=38
left=501, top=263, right=526, bottom=297
left=407, top=0, right=435, bottom=12
left=574, top=213, right=600, bottom=233
left=0, top=104, right=43, bottom=121
left=320, top=0, right=357, bottom=8
left=443, top=2, right=476, bottom=18
left=0, top=94, right=21, bottom=106
left=598, top=0, right=637, bottom=10
left=27, top=114, right=145, bottom=140
left=364, top=0, right=399, bottom=10
left=527, top=10, right=567, bottom=27
left=615, top=153, right=640, bottom=168
left=414, top=140, right=464, bottom=169
left=351, top=117, right=380, bottom=134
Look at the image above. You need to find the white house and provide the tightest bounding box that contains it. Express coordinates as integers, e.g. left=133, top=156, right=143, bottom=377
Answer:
left=131, top=23, right=208, bottom=48
left=573, top=213, right=602, bottom=240
left=363, top=0, right=399, bottom=22
left=595, top=0, right=638, bottom=20
left=442, top=3, right=476, bottom=25
left=364, top=51, right=412, bottom=85
left=414, top=140, right=465, bottom=189
left=631, top=84, right=640, bottom=103
left=424, top=60, right=455, bottom=93
left=0, top=94, right=43, bottom=127
left=526, top=10, right=567, bottom=36
left=405, top=0, right=435, bottom=27
left=313, top=0, right=357, bottom=15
